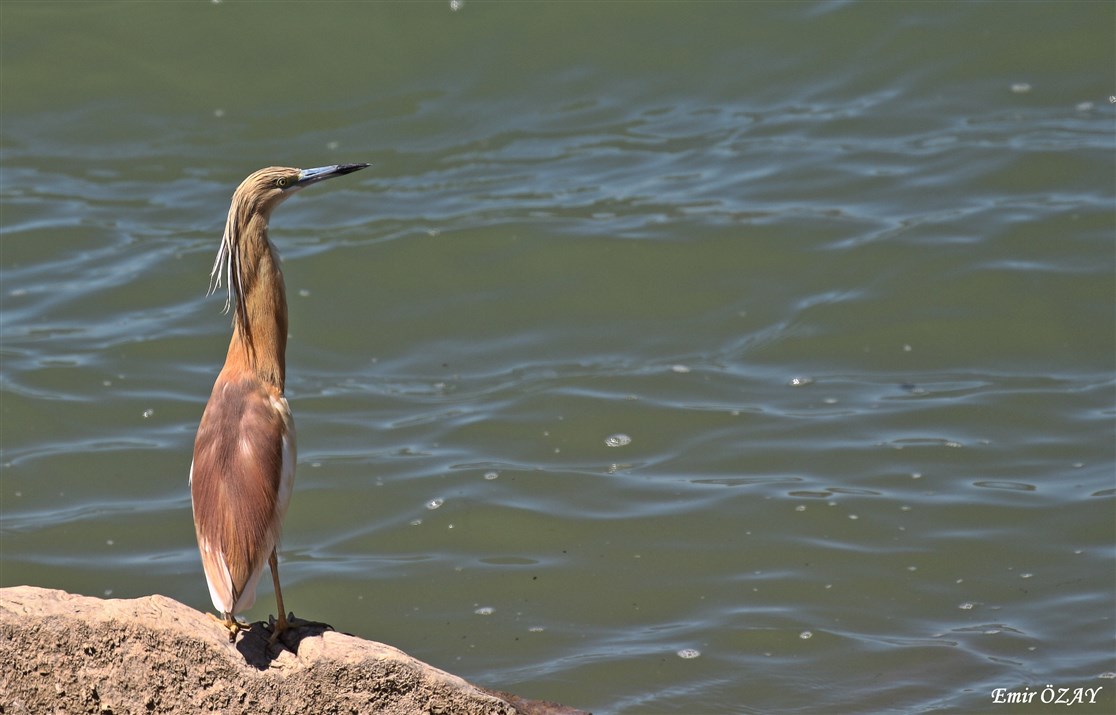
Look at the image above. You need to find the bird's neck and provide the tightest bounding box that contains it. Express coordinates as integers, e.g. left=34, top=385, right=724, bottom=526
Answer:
left=226, top=218, right=288, bottom=391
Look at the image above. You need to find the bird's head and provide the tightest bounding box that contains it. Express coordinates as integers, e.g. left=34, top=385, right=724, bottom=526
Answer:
left=233, top=164, right=370, bottom=216
left=209, top=163, right=369, bottom=315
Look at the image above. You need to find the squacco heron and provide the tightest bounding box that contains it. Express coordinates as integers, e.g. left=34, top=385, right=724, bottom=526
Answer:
left=190, top=163, right=368, bottom=643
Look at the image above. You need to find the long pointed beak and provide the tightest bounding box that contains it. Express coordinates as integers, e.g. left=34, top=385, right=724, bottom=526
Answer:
left=296, top=163, right=370, bottom=187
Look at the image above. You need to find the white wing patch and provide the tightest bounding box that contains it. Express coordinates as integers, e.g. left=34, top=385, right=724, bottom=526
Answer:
left=272, top=394, right=297, bottom=530
left=197, top=534, right=236, bottom=614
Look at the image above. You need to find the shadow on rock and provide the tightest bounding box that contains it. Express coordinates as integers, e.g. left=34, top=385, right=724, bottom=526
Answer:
left=235, top=616, right=336, bottom=670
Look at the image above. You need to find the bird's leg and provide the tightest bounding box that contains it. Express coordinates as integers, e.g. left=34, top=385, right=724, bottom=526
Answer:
left=267, top=549, right=288, bottom=645
left=264, top=550, right=334, bottom=645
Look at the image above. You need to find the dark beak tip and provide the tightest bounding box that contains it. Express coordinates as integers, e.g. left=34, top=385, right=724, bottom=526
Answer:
left=296, top=162, right=371, bottom=187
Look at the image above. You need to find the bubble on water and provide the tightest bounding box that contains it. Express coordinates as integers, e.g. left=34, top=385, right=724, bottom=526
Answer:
left=1075, top=101, right=1094, bottom=112
left=799, top=631, right=813, bottom=640
left=795, top=505, right=806, bottom=512
left=298, top=289, right=311, bottom=297
left=528, top=626, right=545, bottom=633
left=450, top=0, right=464, bottom=10
left=1011, top=82, right=1032, bottom=94
left=484, top=471, right=499, bottom=480
left=604, top=433, right=631, bottom=448
left=1099, top=672, right=1116, bottom=679
left=474, top=606, right=493, bottom=615
left=676, top=648, right=701, bottom=659
left=1020, top=573, right=1033, bottom=579
left=426, top=498, right=444, bottom=510
left=671, top=364, right=691, bottom=374
left=958, top=602, right=975, bottom=610
left=142, top=409, right=154, bottom=419
left=788, top=376, right=814, bottom=387
left=410, top=518, right=423, bottom=526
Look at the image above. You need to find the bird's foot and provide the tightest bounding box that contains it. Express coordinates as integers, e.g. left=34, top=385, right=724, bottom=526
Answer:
left=209, top=612, right=249, bottom=642
left=266, top=612, right=333, bottom=646
left=265, top=611, right=287, bottom=646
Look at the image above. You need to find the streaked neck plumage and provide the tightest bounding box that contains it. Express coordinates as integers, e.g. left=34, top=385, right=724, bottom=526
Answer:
left=213, top=196, right=288, bottom=391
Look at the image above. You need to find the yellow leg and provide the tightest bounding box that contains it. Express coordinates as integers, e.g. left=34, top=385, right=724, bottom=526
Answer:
left=267, top=550, right=288, bottom=645
left=265, top=551, right=332, bottom=646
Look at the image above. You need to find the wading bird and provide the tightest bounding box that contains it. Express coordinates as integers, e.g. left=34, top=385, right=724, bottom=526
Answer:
left=190, top=163, right=368, bottom=643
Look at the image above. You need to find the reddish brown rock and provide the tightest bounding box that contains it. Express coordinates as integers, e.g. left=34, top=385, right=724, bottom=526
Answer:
left=0, top=585, right=586, bottom=715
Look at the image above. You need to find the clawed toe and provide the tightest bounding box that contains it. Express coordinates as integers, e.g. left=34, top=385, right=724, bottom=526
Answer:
left=264, top=611, right=332, bottom=647
left=209, top=612, right=249, bottom=642
left=285, top=612, right=333, bottom=631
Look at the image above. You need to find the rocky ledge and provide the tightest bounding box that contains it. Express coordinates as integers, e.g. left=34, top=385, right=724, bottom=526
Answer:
left=0, top=586, right=586, bottom=715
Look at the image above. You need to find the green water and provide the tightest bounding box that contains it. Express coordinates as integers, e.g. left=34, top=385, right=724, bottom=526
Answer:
left=2, top=2, right=1114, bottom=713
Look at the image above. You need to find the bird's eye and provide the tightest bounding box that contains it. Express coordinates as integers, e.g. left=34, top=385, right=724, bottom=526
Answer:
left=275, top=177, right=289, bottom=188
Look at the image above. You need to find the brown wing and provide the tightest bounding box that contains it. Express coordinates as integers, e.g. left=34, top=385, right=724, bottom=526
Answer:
left=191, top=373, right=287, bottom=612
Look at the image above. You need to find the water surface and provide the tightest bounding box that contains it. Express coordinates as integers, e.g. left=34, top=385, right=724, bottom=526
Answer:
left=2, top=2, right=1114, bottom=713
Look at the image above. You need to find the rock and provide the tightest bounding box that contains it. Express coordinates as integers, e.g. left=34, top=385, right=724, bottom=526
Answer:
left=0, top=586, right=587, bottom=715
